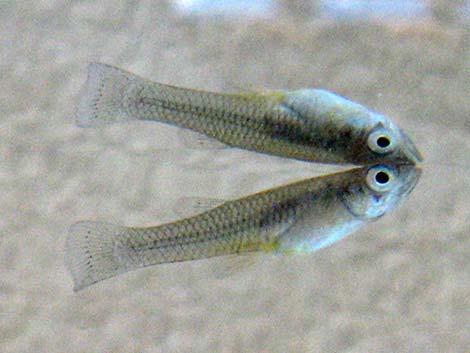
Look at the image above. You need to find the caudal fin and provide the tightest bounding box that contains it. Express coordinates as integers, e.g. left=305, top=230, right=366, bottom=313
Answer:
left=65, top=221, right=129, bottom=291
left=75, top=63, right=142, bottom=127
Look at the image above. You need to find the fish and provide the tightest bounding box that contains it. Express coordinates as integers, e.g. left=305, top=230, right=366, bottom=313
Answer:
left=75, top=63, right=422, bottom=165
left=65, top=164, right=421, bottom=291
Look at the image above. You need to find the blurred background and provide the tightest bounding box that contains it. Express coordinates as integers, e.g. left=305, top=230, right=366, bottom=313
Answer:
left=1, top=1, right=469, bottom=352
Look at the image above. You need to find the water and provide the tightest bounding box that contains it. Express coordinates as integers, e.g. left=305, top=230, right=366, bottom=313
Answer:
left=174, top=0, right=470, bottom=21
left=1, top=1, right=469, bottom=352
left=174, top=0, right=275, bottom=17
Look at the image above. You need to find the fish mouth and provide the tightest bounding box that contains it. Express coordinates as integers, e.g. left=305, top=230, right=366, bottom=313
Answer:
left=400, top=130, right=423, bottom=165
left=396, top=164, right=422, bottom=198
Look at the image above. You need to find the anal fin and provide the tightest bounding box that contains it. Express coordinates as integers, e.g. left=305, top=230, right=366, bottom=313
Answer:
left=210, top=253, right=260, bottom=279
left=177, top=128, right=229, bottom=150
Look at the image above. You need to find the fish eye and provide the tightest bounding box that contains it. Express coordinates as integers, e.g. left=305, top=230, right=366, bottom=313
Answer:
left=366, top=166, right=395, bottom=192
left=367, top=129, right=396, bottom=154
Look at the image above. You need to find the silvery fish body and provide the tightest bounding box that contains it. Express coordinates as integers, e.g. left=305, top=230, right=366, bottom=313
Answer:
left=75, top=63, right=422, bottom=165
left=66, top=164, right=420, bottom=291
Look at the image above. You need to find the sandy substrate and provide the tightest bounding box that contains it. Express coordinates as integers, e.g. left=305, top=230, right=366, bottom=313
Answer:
left=1, top=1, right=469, bottom=352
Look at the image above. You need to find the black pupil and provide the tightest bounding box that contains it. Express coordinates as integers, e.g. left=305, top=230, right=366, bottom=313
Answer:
left=377, top=136, right=390, bottom=148
left=375, top=171, right=390, bottom=184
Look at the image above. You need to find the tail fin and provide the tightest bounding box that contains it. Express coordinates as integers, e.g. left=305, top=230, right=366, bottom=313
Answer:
left=75, top=63, right=142, bottom=127
left=65, top=221, right=129, bottom=291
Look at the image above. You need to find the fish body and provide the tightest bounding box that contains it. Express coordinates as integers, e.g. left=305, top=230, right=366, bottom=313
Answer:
left=66, top=164, right=420, bottom=291
left=76, top=63, right=422, bottom=165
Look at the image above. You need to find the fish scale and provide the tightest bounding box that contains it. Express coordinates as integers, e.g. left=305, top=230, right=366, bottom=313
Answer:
left=66, top=165, right=420, bottom=291
left=75, top=62, right=421, bottom=165
left=66, top=63, right=422, bottom=291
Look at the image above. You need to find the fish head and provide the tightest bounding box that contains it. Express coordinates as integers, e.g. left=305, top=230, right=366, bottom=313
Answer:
left=348, top=113, right=423, bottom=165
left=341, top=164, right=421, bottom=220
left=284, top=89, right=422, bottom=165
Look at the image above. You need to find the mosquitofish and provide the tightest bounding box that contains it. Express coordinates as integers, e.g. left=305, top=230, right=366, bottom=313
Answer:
left=75, top=63, right=422, bottom=165
left=65, top=164, right=420, bottom=291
